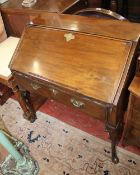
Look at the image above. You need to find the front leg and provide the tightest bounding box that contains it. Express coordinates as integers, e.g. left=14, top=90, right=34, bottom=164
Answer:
left=19, top=90, right=37, bottom=122
left=105, top=105, right=124, bottom=164
left=108, top=128, right=119, bottom=164
left=13, top=85, right=37, bottom=122
left=9, top=77, right=37, bottom=122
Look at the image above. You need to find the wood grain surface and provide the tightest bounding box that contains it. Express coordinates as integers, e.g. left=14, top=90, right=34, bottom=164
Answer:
left=10, top=26, right=132, bottom=103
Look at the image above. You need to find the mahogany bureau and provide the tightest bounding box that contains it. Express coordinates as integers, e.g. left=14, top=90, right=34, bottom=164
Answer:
left=122, top=57, right=140, bottom=147
left=9, top=13, right=140, bottom=163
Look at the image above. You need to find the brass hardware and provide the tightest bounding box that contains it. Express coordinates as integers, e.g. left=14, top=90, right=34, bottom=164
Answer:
left=70, top=98, right=85, bottom=108
left=50, top=88, right=58, bottom=95
left=22, top=0, right=37, bottom=8
left=31, top=83, right=41, bottom=90
left=64, top=33, right=75, bottom=42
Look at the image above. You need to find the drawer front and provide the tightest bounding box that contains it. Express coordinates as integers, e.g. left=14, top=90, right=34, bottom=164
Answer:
left=128, top=127, right=140, bottom=147
left=15, top=75, right=52, bottom=97
left=54, top=93, right=106, bottom=121
left=15, top=74, right=106, bottom=121
left=131, top=109, right=140, bottom=129
left=133, top=96, right=140, bottom=112
left=124, top=128, right=140, bottom=147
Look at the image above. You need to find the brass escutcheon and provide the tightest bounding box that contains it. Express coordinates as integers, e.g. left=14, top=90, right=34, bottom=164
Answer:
left=64, top=33, right=75, bottom=42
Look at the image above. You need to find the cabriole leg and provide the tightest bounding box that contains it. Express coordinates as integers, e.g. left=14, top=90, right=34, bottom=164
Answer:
left=108, top=128, right=119, bottom=164
left=12, top=84, right=37, bottom=122
left=20, top=90, right=37, bottom=122
left=111, top=137, right=119, bottom=164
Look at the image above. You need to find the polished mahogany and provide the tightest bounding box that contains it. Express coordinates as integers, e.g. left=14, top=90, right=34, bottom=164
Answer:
left=0, top=0, right=86, bottom=37
left=9, top=13, right=140, bottom=163
left=123, top=57, right=140, bottom=147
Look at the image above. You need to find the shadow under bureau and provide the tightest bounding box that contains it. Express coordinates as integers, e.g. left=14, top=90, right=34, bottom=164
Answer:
left=9, top=13, right=140, bottom=163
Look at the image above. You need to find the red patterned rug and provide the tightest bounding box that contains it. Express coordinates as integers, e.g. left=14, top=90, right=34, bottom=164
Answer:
left=0, top=99, right=140, bottom=175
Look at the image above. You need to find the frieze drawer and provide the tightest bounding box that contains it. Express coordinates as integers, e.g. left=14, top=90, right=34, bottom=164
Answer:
left=14, top=74, right=106, bottom=121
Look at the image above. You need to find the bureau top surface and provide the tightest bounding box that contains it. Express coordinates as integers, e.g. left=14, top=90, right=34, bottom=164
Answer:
left=30, top=13, right=140, bottom=41
left=0, top=0, right=79, bottom=13
left=10, top=25, right=134, bottom=104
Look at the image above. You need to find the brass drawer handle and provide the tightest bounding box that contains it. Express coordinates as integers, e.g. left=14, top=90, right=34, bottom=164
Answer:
left=70, top=98, right=85, bottom=108
left=50, top=88, right=58, bottom=95
left=31, top=83, right=41, bottom=90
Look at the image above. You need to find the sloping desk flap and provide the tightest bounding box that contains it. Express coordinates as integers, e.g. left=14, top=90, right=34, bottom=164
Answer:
left=10, top=25, right=132, bottom=104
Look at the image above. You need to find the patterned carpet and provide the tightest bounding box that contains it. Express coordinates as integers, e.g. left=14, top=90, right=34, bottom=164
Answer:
left=0, top=99, right=140, bottom=175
